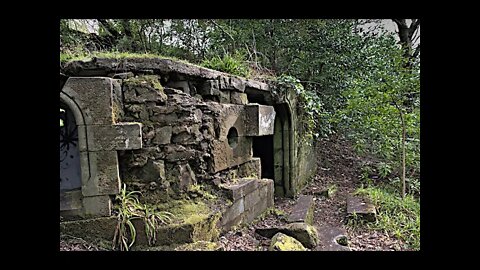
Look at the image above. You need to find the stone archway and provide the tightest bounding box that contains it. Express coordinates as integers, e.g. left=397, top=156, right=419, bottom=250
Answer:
left=60, top=101, right=82, bottom=215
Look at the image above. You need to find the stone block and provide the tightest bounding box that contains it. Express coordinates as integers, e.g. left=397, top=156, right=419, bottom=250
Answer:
left=230, top=92, right=248, bottom=105
left=218, top=76, right=245, bottom=92
left=244, top=189, right=261, bottom=210
left=81, top=150, right=120, bottom=196
left=259, top=178, right=274, bottom=208
left=62, top=77, right=118, bottom=125
left=220, top=198, right=245, bottom=228
left=287, top=195, right=315, bottom=225
left=316, top=224, right=350, bottom=251
left=123, top=75, right=167, bottom=103
left=60, top=190, right=83, bottom=211
left=124, top=104, right=149, bottom=120
left=221, top=178, right=258, bottom=201
left=199, top=80, right=219, bottom=95
left=83, top=195, right=112, bottom=217
left=346, top=194, right=376, bottom=221
left=211, top=137, right=252, bottom=173
left=244, top=104, right=276, bottom=136
left=88, top=123, right=143, bottom=151
left=163, top=144, right=196, bottom=162
left=237, top=157, right=262, bottom=178
left=167, top=163, right=197, bottom=191
left=60, top=216, right=117, bottom=241
left=153, top=126, right=172, bottom=145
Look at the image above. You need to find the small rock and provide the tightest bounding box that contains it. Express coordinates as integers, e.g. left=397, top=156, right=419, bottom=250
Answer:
left=282, top=222, right=319, bottom=249
left=269, top=233, right=306, bottom=251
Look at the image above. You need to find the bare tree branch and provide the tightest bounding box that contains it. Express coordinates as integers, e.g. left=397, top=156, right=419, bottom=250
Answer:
left=413, top=44, right=421, bottom=58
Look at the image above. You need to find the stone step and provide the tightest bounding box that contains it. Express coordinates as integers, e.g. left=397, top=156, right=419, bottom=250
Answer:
left=60, top=199, right=222, bottom=249
left=218, top=178, right=274, bottom=231
left=346, top=194, right=376, bottom=221
left=287, top=195, right=315, bottom=225
left=316, top=224, right=350, bottom=251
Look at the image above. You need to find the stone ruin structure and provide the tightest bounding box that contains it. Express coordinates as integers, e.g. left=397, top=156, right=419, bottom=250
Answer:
left=59, top=57, right=316, bottom=249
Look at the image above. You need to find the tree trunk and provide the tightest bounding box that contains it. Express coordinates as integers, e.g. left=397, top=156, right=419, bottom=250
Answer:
left=401, top=114, right=406, bottom=198
left=392, top=94, right=407, bottom=199
left=392, top=19, right=420, bottom=67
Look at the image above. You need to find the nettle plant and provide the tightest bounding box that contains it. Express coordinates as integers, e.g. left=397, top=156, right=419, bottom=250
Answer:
left=275, top=75, right=324, bottom=145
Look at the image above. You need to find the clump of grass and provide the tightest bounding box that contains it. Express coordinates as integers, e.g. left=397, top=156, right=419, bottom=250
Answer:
left=201, top=53, right=250, bottom=77
left=349, top=186, right=420, bottom=250
left=60, top=51, right=188, bottom=64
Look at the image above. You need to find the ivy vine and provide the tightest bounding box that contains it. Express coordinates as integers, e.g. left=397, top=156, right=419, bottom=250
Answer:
left=275, top=75, right=323, bottom=145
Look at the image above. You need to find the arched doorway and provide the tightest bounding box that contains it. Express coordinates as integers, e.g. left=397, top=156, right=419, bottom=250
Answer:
left=60, top=102, right=81, bottom=191
left=60, top=101, right=83, bottom=214
left=252, top=103, right=292, bottom=197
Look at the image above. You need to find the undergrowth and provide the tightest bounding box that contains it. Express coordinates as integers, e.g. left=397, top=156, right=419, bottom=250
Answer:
left=347, top=185, right=420, bottom=250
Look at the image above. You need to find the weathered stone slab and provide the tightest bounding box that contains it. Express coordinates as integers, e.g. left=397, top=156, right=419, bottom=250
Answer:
left=60, top=216, right=117, bottom=241
left=83, top=195, right=112, bottom=217
left=63, top=58, right=270, bottom=92
left=60, top=190, right=83, bottom=211
left=316, top=224, right=350, bottom=251
left=244, top=189, right=261, bottom=210
left=220, top=178, right=258, bottom=201
left=287, top=195, right=315, bottom=225
left=347, top=194, right=376, bottom=221
left=269, top=232, right=306, bottom=251
left=282, top=222, right=319, bottom=249
left=244, top=104, right=276, bottom=136
left=219, top=76, right=246, bottom=92
left=219, top=198, right=244, bottom=228
left=80, top=150, right=120, bottom=196
left=62, top=77, right=119, bottom=125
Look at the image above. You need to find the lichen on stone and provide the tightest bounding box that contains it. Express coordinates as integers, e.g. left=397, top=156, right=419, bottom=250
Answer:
left=269, top=232, right=306, bottom=251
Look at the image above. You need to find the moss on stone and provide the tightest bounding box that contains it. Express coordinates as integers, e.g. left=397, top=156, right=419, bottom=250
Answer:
left=269, top=232, right=306, bottom=251
left=188, top=184, right=218, bottom=201
left=124, top=75, right=164, bottom=92
left=174, top=241, right=222, bottom=251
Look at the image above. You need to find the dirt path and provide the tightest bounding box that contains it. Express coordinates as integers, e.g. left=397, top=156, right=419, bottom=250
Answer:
left=220, top=135, right=405, bottom=251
